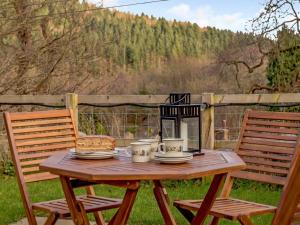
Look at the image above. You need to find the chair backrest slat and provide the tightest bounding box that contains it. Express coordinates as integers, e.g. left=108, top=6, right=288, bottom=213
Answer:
left=232, top=110, right=300, bottom=185
left=4, top=109, right=77, bottom=183
left=271, top=139, right=300, bottom=225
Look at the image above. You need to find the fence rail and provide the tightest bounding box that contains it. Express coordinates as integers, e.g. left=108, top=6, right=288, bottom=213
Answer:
left=1, top=93, right=300, bottom=149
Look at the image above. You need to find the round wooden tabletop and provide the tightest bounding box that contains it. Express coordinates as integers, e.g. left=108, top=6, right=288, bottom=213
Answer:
left=40, top=150, right=246, bottom=181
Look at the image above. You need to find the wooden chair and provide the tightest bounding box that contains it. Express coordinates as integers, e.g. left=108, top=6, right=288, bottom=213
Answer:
left=174, top=110, right=300, bottom=225
left=270, top=137, right=300, bottom=225
left=4, top=109, right=122, bottom=225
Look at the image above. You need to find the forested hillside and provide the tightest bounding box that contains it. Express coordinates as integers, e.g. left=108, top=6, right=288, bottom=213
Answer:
left=0, top=1, right=263, bottom=95
left=82, top=10, right=236, bottom=70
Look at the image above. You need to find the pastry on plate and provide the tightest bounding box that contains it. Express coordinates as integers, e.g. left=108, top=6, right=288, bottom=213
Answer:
left=76, top=135, right=115, bottom=152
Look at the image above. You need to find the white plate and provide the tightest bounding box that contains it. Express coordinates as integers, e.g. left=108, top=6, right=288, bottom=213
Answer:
left=69, top=153, right=117, bottom=160
left=154, top=152, right=193, bottom=159
left=69, top=149, right=118, bottom=159
left=154, top=157, right=193, bottom=164
left=70, top=149, right=117, bottom=156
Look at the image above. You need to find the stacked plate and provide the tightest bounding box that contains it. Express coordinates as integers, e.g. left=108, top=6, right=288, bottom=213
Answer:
left=154, top=152, right=193, bottom=164
left=69, top=149, right=118, bottom=160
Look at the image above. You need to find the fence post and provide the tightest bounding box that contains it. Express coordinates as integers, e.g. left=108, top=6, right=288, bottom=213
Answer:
left=202, top=93, right=215, bottom=149
left=66, top=93, right=78, bottom=130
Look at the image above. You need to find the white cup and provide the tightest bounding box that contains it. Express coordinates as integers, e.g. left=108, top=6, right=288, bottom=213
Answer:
left=129, top=142, right=151, bottom=163
left=159, top=138, right=184, bottom=157
left=138, top=139, right=159, bottom=159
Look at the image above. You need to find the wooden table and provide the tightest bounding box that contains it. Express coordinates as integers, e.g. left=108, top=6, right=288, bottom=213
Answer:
left=40, top=150, right=246, bottom=225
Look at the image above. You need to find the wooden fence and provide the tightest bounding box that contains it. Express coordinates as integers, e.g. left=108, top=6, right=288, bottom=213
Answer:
left=1, top=92, right=300, bottom=149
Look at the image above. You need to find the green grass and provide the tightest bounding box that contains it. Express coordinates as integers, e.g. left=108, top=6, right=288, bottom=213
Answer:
left=0, top=176, right=281, bottom=225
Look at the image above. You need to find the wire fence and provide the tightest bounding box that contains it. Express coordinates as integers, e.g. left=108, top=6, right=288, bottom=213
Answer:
left=77, top=105, right=266, bottom=141
left=78, top=106, right=161, bottom=139
left=214, top=105, right=265, bottom=140
left=0, top=103, right=286, bottom=141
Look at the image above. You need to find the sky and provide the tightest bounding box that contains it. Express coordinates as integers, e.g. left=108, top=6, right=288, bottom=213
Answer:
left=88, top=0, right=265, bottom=32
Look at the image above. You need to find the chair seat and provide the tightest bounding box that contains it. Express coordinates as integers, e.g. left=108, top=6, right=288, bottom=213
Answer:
left=174, top=198, right=277, bottom=220
left=33, top=195, right=122, bottom=218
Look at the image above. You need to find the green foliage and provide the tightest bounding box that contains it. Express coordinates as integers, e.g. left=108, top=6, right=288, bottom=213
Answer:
left=0, top=176, right=280, bottom=225
left=126, top=126, right=137, bottom=134
left=267, top=27, right=300, bottom=92
left=1, top=160, right=14, bottom=176
left=81, top=10, right=238, bottom=71
left=95, top=122, right=107, bottom=135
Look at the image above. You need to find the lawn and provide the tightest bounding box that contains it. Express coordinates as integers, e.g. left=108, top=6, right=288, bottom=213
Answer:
left=0, top=176, right=281, bottom=225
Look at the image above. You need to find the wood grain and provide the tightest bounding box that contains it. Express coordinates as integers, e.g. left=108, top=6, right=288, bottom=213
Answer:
left=4, top=109, right=121, bottom=225
left=175, top=110, right=300, bottom=225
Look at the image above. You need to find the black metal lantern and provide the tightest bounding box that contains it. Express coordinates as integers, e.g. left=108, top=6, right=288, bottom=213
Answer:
left=159, top=93, right=204, bottom=155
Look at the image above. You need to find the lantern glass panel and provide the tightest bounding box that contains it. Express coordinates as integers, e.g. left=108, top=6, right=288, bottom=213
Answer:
left=180, top=118, right=199, bottom=151
left=161, top=119, right=175, bottom=139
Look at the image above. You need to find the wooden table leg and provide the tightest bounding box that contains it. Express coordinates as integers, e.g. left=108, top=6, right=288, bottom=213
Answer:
left=191, top=173, right=226, bottom=225
left=108, top=181, right=140, bottom=225
left=153, top=180, right=177, bottom=225
left=60, top=176, right=89, bottom=225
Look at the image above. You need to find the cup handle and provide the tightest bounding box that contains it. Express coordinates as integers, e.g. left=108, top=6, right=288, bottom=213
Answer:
left=158, top=143, right=166, bottom=154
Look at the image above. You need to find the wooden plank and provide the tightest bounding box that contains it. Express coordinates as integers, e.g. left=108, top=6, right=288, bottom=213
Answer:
left=9, top=109, right=71, bottom=120
left=214, top=93, right=300, bottom=104
left=243, top=132, right=298, bottom=141
left=239, top=144, right=295, bottom=155
left=66, top=93, right=78, bottom=131
left=13, top=124, right=74, bottom=134
left=19, top=151, right=61, bottom=160
left=80, top=95, right=169, bottom=104
left=24, top=172, right=58, bottom=183
left=18, top=142, right=74, bottom=154
left=242, top=157, right=291, bottom=169
left=14, top=130, right=75, bottom=140
left=247, top=120, right=300, bottom=128
left=238, top=150, right=293, bottom=161
left=245, top=126, right=300, bottom=135
left=0, top=95, right=64, bottom=105
left=248, top=111, right=300, bottom=121
left=246, top=165, right=289, bottom=175
left=241, top=138, right=295, bottom=148
left=2, top=93, right=300, bottom=106
left=16, top=136, right=76, bottom=147
left=80, top=95, right=201, bottom=105
left=20, top=159, right=44, bottom=166
left=12, top=118, right=72, bottom=127
left=22, top=166, right=40, bottom=173
left=231, top=171, right=286, bottom=185
left=202, top=93, right=214, bottom=149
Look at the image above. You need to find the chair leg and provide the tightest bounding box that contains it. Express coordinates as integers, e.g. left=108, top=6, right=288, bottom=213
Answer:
left=78, top=201, right=90, bottom=225
left=210, top=217, right=220, bottom=225
left=238, top=215, right=254, bottom=225
left=44, top=213, right=59, bottom=225
left=175, top=206, right=195, bottom=223
left=85, top=185, right=106, bottom=225
left=108, top=181, right=140, bottom=225
left=93, top=211, right=106, bottom=225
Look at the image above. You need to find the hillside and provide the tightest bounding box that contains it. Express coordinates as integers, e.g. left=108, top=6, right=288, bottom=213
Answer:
left=0, top=1, right=267, bottom=95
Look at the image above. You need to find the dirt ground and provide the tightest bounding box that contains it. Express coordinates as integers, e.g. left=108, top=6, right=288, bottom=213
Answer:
left=11, top=217, right=96, bottom=225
